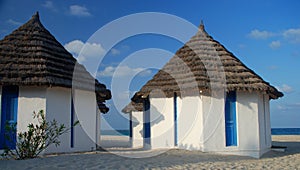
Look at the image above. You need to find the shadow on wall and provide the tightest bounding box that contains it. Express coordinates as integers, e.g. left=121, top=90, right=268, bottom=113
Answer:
left=131, top=115, right=139, bottom=128
left=238, top=93, right=256, bottom=112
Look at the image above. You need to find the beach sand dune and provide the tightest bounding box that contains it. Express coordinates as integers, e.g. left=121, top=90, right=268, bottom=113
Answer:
left=0, top=135, right=299, bottom=169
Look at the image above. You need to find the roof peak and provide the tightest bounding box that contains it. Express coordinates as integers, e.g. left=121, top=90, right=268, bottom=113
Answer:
left=21, top=11, right=45, bottom=31
left=199, top=20, right=205, bottom=31
left=30, top=11, right=40, bottom=23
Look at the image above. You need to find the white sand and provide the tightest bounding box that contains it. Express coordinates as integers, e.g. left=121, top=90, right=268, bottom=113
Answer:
left=100, top=135, right=131, bottom=149
left=0, top=135, right=299, bottom=169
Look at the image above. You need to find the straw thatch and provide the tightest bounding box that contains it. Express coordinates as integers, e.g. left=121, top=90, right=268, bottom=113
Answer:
left=123, top=22, right=283, bottom=113
left=0, top=12, right=111, bottom=113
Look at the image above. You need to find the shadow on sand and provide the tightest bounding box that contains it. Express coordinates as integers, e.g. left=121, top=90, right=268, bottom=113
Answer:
left=261, top=140, right=300, bottom=158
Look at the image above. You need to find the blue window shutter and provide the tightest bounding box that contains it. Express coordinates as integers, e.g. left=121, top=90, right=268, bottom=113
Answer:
left=225, top=91, right=237, bottom=146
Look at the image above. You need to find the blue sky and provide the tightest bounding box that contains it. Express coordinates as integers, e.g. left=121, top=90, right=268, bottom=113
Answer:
left=0, top=0, right=300, bottom=129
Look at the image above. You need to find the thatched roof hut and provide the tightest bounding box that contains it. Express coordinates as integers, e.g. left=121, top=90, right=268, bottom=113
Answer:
left=123, top=22, right=283, bottom=113
left=0, top=12, right=111, bottom=113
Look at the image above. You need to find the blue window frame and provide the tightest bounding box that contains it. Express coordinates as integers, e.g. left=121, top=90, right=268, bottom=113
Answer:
left=225, top=91, right=237, bottom=146
left=0, top=86, right=19, bottom=149
left=174, top=92, right=178, bottom=146
left=70, top=98, right=74, bottom=148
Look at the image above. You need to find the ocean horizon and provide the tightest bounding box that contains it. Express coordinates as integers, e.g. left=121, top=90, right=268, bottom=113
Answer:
left=101, top=128, right=300, bottom=136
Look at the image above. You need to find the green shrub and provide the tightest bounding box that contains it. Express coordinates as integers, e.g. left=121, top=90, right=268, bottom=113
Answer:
left=1, top=110, right=79, bottom=160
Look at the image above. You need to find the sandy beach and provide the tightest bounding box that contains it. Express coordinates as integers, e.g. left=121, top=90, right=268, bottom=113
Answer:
left=0, top=135, right=299, bottom=169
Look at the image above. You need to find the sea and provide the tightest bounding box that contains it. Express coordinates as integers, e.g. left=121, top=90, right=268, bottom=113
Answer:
left=101, top=130, right=130, bottom=136
left=101, top=128, right=300, bottom=136
left=271, top=128, right=300, bottom=135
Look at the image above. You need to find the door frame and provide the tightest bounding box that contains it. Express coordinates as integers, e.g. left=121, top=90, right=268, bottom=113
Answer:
left=0, top=86, right=19, bottom=149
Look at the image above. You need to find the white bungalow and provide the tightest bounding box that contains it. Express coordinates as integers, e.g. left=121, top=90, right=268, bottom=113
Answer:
left=123, top=23, right=283, bottom=158
left=0, top=13, right=111, bottom=154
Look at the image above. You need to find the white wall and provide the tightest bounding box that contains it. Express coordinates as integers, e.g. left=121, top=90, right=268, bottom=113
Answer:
left=264, top=95, right=272, bottom=148
left=45, top=88, right=98, bottom=153
left=96, top=109, right=101, bottom=148
left=17, top=87, right=46, bottom=133
left=177, top=96, right=203, bottom=150
left=235, top=92, right=260, bottom=157
left=132, top=91, right=271, bottom=158
left=150, top=97, right=174, bottom=149
left=258, top=94, right=271, bottom=155
left=73, top=89, right=98, bottom=151
left=131, top=111, right=144, bottom=148
left=0, top=86, right=99, bottom=154
left=45, top=87, right=72, bottom=153
left=200, top=92, right=266, bottom=158
left=201, top=95, right=226, bottom=152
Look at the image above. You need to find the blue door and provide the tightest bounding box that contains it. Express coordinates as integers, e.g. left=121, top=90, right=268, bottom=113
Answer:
left=0, top=86, right=19, bottom=149
left=225, top=91, right=237, bottom=146
left=143, top=98, right=150, bottom=147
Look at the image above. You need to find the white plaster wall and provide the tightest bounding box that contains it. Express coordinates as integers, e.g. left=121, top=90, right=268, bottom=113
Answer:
left=44, top=87, right=72, bottom=153
left=177, top=96, right=203, bottom=150
left=264, top=95, right=272, bottom=148
left=200, top=92, right=263, bottom=158
left=150, top=97, right=174, bottom=149
left=258, top=94, right=271, bottom=155
left=17, top=87, right=46, bottom=133
left=201, top=95, right=226, bottom=152
left=258, top=94, right=265, bottom=149
left=233, top=92, right=260, bottom=157
left=73, top=89, right=97, bottom=151
left=96, top=109, right=101, bottom=148
left=131, top=111, right=144, bottom=148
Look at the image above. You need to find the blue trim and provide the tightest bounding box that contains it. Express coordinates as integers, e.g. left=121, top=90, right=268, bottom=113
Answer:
left=143, top=97, right=150, bottom=146
left=225, top=91, right=237, bottom=146
left=70, top=98, right=74, bottom=148
left=174, top=93, right=178, bottom=146
left=0, top=86, right=19, bottom=149
left=129, top=113, right=132, bottom=138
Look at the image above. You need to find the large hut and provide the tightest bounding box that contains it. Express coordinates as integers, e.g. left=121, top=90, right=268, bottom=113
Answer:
left=123, top=22, right=283, bottom=158
left=0, top=12, right=111, bottom=154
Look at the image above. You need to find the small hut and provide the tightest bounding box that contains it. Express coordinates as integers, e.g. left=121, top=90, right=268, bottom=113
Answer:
left=123, top=23, right=283, bottom=158
left=0, top=12, right=111, bottom=154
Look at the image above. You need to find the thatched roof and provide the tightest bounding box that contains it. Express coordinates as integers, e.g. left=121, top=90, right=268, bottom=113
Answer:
left=0, top=12, right=111, bottom=113
left=123, top=22, right=283, bottom=113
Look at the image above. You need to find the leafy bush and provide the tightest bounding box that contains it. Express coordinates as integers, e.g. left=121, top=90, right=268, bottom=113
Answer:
left=1, top=110, right=79, bottom=160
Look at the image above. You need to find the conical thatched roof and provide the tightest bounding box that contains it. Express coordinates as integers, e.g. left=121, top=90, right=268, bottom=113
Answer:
left=0, top=12, right=111, bottom=113
left=123, top=22, right=283, bottom=113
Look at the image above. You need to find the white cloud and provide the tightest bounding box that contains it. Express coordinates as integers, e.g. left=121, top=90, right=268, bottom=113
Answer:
left=276, top=84, right=293, bottom=93
left=98, top=66, right=152, bottom=77
left=283, top=28, right=300, bottom=43
left=277, top=105, right=287, bottom=111
left=64, top=40, right=105, bottom=63
left=6, top=19, right=22, bottom=26
left=69, top=5, right=91, bottom=17
left=42, top=1, right=56, bottom=11
left=277, top=102, right=300, bottom=112
left=110, top=48, right=120, bottom=56
left=248, top=29, right=274, bottom=39
left=269, top=40, right=281, bottom=49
